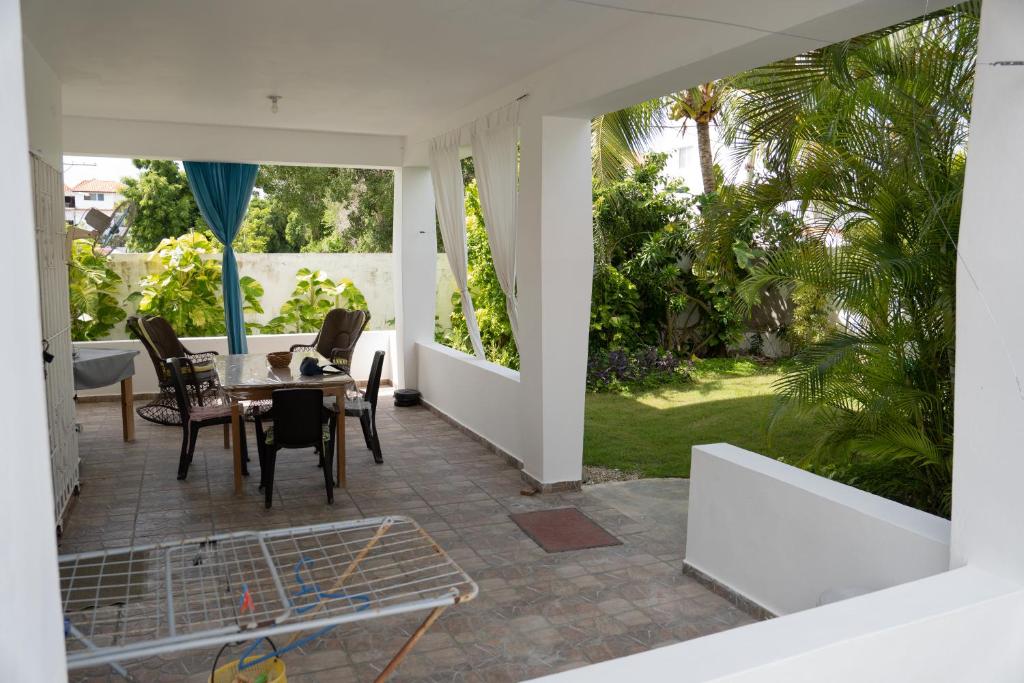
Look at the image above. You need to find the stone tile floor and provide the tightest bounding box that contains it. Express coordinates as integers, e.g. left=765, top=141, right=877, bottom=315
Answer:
left=62, top=391, right=757, bottom=682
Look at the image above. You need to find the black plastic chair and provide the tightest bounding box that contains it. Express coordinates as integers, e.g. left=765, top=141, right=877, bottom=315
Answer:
left=254, top=389, right=337, bottom=509
left=346, top=350, right=385, bottom=464
left=167, top=357, right=248, bottom=481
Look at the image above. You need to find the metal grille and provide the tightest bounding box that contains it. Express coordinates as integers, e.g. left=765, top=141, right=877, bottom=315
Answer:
left=31, top=153, right=78, bottom=524
left=60, top=516, right=478, bottom=669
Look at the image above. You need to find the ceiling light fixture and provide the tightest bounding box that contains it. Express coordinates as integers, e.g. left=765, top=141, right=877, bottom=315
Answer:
left=267, top=95, right=282, bottom=114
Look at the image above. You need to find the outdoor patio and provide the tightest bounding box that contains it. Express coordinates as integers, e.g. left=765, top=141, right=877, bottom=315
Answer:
left=62, top=393, right=758, bottom=682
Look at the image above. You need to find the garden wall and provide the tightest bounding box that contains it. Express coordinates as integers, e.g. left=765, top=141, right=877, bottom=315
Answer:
left=684, top=443, right=951, bottom=616
left=97, top=252, right=458, bottom=339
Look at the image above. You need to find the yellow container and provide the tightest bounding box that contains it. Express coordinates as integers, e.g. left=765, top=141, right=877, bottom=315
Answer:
left=209, top=655, right=286, bottom=683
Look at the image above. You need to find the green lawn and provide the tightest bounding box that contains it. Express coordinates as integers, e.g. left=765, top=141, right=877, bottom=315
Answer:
left=583, top=358, right=819, bottom=478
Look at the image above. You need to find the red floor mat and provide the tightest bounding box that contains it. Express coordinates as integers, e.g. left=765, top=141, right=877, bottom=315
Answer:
left=509, top=507, right=622, bottom=553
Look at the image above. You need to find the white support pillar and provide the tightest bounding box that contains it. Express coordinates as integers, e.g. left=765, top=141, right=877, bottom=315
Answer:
left=392, top=166, right=437, bottom=389
left=951, top=0, right=1024, bottom=580
left=517, top=115, right=594, bottom=489
left=2, top=1, right=67, bottom=678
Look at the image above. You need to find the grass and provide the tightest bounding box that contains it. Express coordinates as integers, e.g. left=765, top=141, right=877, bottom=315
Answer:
left=583, top=357, right=820, bottom=478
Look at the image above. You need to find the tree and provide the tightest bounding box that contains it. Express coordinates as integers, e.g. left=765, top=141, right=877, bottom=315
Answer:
left=122, top=160, right=206, bottom=251
left=255, top=165, right=355, bottom=251
left=668, top=82, right=731, bottom=195
left=591, top=99, right=666, bottom=186
left=733, top=4, right=978, bottom=515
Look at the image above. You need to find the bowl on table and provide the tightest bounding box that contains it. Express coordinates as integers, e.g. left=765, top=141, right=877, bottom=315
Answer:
left=266, top=351, right=293, bottom=369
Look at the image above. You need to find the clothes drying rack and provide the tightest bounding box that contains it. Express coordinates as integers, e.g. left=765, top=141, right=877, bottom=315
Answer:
left=59, top=516, right=477, bottom=681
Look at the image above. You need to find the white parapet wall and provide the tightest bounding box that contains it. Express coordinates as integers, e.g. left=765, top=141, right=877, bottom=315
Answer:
left=685, top=443, right=951, bottom=616
left=416, top=341, right=525, bottom=465
left=75, top=330, right=396, bottom=398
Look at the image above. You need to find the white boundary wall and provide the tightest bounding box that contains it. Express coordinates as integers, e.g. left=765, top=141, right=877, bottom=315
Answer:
left=75, top=330, right=396, bottom=398
left=685, top=444, right=951, bottom=616
left=92, top=252, right=457, bottom=338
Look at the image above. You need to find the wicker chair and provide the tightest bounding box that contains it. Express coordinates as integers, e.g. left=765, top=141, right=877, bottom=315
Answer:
left=289, top=308, right=369, bottom=368
left=127, top=316, right=221, bottom=425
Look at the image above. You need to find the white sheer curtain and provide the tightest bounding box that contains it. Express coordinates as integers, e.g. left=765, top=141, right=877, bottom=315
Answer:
left=429, top=130, right=486, bottom=359
left=471, top=101, right=520, bottom=346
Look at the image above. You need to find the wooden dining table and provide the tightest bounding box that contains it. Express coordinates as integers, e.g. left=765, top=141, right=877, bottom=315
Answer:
left=214, top=352, right=356, bottom=495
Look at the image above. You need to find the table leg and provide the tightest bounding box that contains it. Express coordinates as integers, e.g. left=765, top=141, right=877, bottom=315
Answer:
left=335, top=388, right=346, bottom=489
left=231, top=401, right=243, bottom=495
left=119, top=376, right=135, bottom=442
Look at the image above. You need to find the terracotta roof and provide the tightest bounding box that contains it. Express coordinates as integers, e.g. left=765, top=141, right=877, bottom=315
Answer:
left=63, top=183, right=72, bottom=194
left=72, top=179, right=124, bottom=193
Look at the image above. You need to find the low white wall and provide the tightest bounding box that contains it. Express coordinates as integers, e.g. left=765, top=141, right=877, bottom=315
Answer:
left=75, top=330, right=396, bottom=398
left=94, top=252, right=457, bottom=338
left=685, top=443, right=951, bottom=616
left=530, top=566, right=1024, bottom=682
left=416, top=342, right=525, bottom=464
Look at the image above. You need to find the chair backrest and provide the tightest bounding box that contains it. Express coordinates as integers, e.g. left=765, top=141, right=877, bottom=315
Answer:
left=129, top=316, right=187, bottom=380
left=271, top=388, right=326, bottom=447
left=364, top=350, right=386, bottom=410
left=313, top=308, right=369, bottom=363
left=166, top=357, right=196, bottom=420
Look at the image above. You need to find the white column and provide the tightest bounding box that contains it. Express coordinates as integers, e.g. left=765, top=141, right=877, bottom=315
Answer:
left=517, top=115, right=594, bottom=488
left=2, top=1, right=67, bottom=679
left=951, top=0, right=1024, bottom=579
left=392, top=166, right=437, bottom=389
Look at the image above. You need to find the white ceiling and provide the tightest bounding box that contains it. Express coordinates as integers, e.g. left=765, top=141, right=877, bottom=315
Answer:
left=22, top=0, right=642, bottom=137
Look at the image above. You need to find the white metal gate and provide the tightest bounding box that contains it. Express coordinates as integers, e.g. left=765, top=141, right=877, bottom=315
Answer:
left=32, top=153, right=79, bottom=525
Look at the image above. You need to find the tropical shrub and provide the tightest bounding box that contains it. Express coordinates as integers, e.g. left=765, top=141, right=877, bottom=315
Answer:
left=126, top=233, right=264, bottom=337
left=589, top=263, right=643, bottom=351
left=69, top=239, right=126, bottom=341
left=732, top=5, right=978, bottom=516
left=260, top=268, right=369, bottom=334
left=587, top=347, right=691, bottom=392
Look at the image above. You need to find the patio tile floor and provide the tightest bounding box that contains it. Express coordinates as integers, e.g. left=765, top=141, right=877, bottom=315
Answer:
left=62, top=391, right=758, bottom=682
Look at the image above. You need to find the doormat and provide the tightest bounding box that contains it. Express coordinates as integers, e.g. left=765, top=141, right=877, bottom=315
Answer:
left=509, top=507, right=622, bottom=553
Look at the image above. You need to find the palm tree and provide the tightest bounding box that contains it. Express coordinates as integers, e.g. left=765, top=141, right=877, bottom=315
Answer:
left=731, top=3, right=978, bottom=516
left=591, top=99, right=665, bottom=186
left=668, top=82, right=731, bottom=195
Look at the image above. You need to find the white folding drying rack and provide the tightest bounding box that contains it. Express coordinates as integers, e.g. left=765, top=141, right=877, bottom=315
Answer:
left=60, top=516, right=478, bottom=680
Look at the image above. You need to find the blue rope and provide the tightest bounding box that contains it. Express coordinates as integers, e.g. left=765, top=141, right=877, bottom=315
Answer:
left=237, top=556, right=369, bottom=670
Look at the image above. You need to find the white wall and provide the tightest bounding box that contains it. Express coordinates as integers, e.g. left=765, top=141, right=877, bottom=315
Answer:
left=530, top=567, right=1024, bottom=682
left=87, top=252, right=457, bottom=339
left=686, top=444, right=951, bottom=616
left=75, top=330, right=396, bottom=398
left=951, top=0, right=1024, bottom=581
left=5, top=8, right=67, bottom=679
left=416, top=342, right=525, bottom=462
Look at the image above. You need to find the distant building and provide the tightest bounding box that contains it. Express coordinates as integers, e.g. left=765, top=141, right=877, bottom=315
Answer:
left=64, top=179, right=125, bottom=224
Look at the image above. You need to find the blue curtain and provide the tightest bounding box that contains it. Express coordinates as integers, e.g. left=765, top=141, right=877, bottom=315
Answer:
left=183, top=162, right=259, bottom=354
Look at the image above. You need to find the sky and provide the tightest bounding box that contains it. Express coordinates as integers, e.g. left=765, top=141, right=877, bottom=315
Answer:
left=62, top=155, right=141, bottom=188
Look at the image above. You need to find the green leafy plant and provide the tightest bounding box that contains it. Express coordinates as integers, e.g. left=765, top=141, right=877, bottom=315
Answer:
left=260, top=268, right=369, bottom=334
left=732, top=5, right=977, bottom=516
left=126, top=233, right=264, bottom=337
left=69, top=239, right=126, bottom=341
left=442, top=181, right=520, bottom=369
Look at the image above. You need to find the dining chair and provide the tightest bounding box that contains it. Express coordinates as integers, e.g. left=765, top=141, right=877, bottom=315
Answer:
left=167, top=357, right=248, bottom=481
left=253, top=388, right=337, bottom=509
left=345, top=350, right=385, bottom=464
